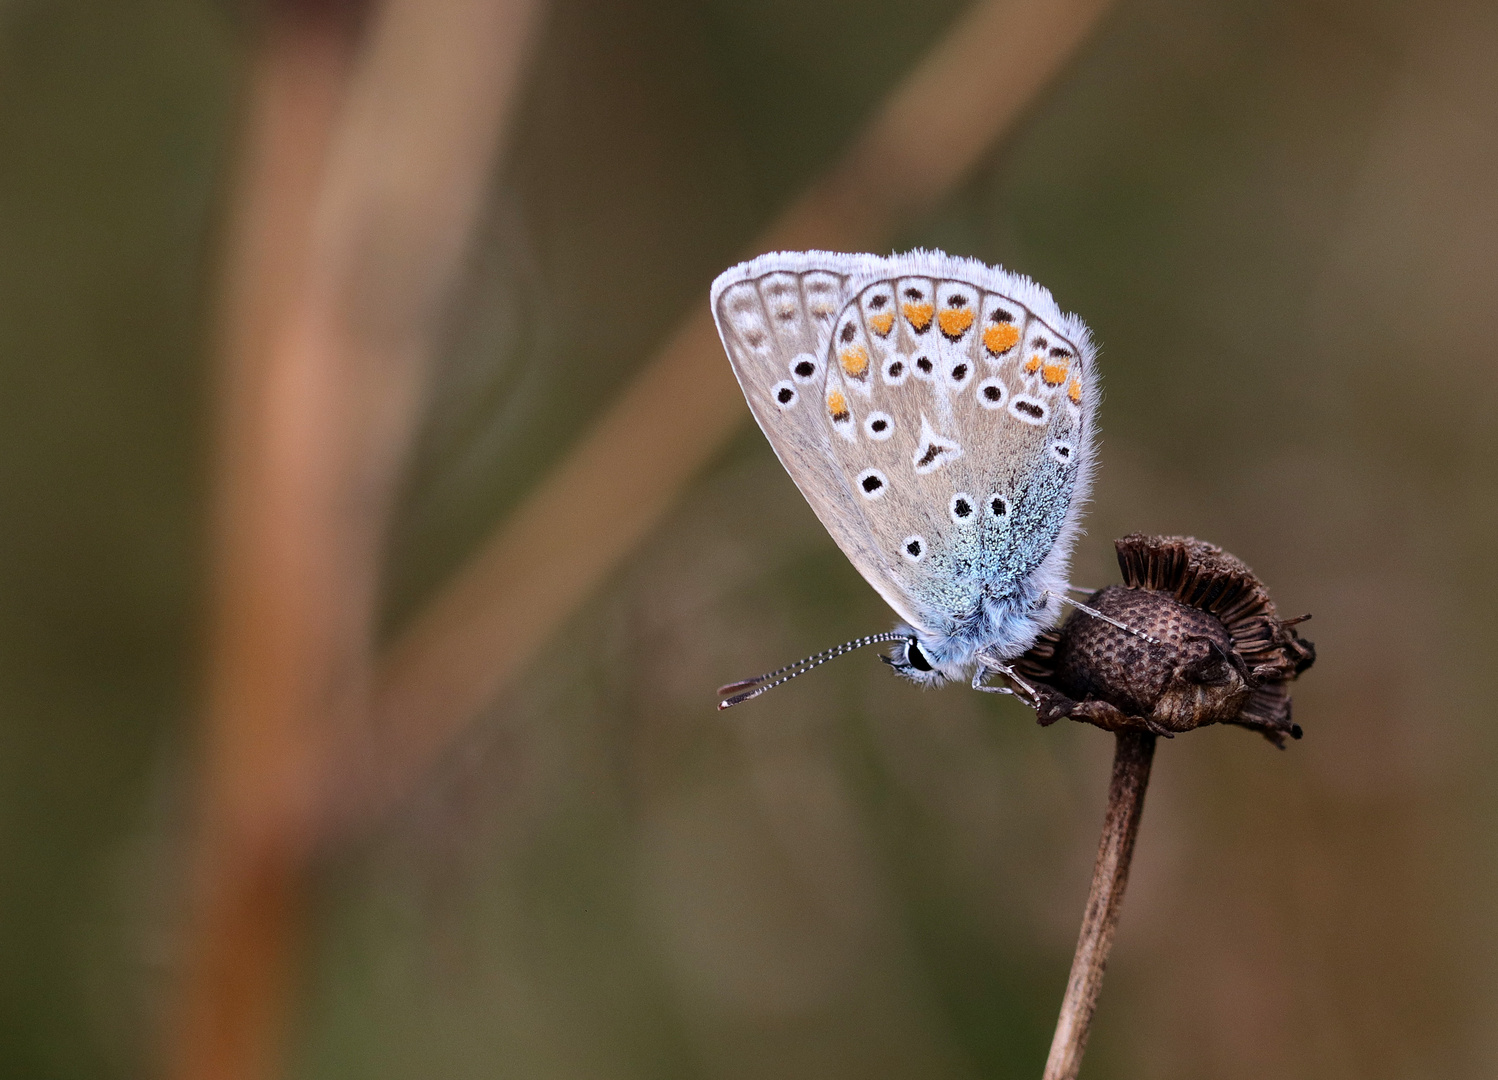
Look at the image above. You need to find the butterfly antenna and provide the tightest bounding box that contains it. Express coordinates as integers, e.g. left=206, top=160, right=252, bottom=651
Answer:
left=717, top=632, right=910, bottom=710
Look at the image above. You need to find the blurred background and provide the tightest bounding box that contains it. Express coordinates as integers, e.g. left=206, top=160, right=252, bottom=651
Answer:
left=3, top=0, right=1497, bottom=1077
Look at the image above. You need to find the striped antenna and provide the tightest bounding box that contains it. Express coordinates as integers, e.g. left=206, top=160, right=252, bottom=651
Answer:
left=717, top=632, right=910, bottom=710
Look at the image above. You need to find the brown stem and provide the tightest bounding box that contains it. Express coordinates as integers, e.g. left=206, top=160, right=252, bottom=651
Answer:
left=1043, top=730, right=1157, bottom=1080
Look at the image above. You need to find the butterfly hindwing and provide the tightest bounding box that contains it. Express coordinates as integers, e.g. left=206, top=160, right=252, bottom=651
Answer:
left=817, top=264, right=1091, bottom=637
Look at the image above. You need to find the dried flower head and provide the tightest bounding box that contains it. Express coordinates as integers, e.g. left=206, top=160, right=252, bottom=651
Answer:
left=1015, top=535, right=1316, bottom=746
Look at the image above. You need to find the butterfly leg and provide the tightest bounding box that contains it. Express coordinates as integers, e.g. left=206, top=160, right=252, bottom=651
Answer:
left=1049, top=592, right=1162, bottom=646
left=971, top=665, right=1018, bottom=696
left=972, top=661, right=1041, bottom=706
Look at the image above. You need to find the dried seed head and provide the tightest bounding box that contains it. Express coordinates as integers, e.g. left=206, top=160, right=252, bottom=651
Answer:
left=1016, top=535, right=1316, bottom=746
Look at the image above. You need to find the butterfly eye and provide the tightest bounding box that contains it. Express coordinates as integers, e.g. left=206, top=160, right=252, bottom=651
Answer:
left=905, top=639, right=934, bottom=672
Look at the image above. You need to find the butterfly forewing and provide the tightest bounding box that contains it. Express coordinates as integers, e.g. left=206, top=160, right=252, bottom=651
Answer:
left=713, top=254, right=926, bottom=625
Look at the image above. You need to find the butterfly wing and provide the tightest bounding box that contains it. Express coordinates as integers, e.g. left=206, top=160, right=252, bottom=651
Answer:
left=712, top=252, right=926, bottom=625
left=819, top=252, right=1098, bottom=644
left=712, top=250, right=1098, bottom=646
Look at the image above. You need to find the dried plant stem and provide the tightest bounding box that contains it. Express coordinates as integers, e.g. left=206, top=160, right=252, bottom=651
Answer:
left=1043, top=730, right=1157, bottom=1080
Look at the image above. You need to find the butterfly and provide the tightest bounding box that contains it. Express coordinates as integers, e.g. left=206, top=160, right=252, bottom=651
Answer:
left=711, top=249, right=1106, bottom=708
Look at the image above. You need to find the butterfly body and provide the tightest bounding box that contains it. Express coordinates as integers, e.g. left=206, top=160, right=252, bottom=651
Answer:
left=712, top=250, right=1098, bottom=689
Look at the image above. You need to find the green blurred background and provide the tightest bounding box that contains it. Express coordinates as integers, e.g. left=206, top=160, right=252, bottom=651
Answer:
left=3, top=0, right=1497, bottom=1076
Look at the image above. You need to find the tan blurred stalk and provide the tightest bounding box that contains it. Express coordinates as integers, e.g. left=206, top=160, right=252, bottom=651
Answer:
left=355, top=0, right=1119, bottom=830
left=173, top=1, right=539, bottom=1078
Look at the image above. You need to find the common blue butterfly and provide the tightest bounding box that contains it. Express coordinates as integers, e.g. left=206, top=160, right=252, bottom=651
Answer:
left=712, top=250, right=1105, bottom=707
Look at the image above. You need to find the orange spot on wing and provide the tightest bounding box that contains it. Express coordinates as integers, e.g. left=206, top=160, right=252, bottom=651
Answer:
left=1068, top=378, right=1082, bottom=404
left=839, top=346, right=869, bottom=377
left=1023, top=354, right=1041, bottom=374
left=982, top=323, right=1020, bottom=355
left=868, top=312, right=895, bottom=336
left=903, top=302, right=933, bottom=331
left=937, top=308, right=975, bottom=338
left=1041, top=359, right=1070, bottom=386
left=827, top=390, right=850, bottom=421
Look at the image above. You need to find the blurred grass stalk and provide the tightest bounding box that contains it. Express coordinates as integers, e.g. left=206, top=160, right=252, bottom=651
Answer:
left=355, top=0, right=1119, bottom=832
left=178, top=0, right=1116, bottom=1076
left=174, top=0, right=539, bottom=1078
